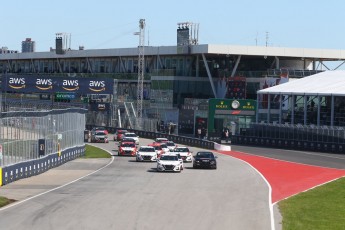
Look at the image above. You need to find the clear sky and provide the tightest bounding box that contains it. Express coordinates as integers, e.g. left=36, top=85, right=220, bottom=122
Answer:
left=1, top=0, right=345, bottom=52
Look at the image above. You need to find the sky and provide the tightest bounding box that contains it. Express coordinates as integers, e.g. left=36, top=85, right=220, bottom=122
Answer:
left=1, top=0, right=345, bottom=53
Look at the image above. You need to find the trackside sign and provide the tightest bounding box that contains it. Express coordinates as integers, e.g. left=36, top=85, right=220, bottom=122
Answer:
left=2, top=75, right=113, bottom=94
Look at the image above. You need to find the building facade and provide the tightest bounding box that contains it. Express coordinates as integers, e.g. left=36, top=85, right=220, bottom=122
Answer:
left=1, top=43, right=345, bottom=136
left=21, top=38, right=36, bottom=53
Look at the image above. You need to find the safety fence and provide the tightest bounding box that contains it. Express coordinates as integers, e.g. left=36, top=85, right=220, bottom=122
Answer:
left=0, top=108, right=87, bottom=186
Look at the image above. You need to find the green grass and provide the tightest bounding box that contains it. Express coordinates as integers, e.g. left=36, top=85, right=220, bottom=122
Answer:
left=0, top=196, right=16, bottom=207
left=83, top=144, right=112, bottom=158
left=279, top=177, right=345, bottom=230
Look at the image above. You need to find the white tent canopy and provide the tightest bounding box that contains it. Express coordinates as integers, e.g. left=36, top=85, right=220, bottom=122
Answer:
left=257, top=70, right=345, bottom=96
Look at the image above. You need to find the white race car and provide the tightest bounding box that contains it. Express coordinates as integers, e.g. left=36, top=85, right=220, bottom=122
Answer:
left=172, top=146, right=193, bottom=162
left=159, top=143, right=170, bottom=153
left=157, top=154, right=183, bottom=172
left=123, top=132, right=139, bottom=145
left=155, top=137, right=169, bottom=143
left=136, top=146, right=158, bottom=162
left=166, top=141, right=177, bottom=151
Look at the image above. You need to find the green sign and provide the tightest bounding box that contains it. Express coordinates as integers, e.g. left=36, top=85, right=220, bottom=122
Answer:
left=54, top=92, right=76, bottom=103
left=55, top=92, right=76, bottom=99
left=208, top=98, right=256, bottom=133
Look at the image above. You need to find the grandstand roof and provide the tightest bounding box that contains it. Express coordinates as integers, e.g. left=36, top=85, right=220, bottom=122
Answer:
left=257, top=70, right=345, bottom=96
left=1, top=44, right=345, bottom=60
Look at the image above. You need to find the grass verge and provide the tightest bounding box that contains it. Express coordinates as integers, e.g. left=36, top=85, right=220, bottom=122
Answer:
left=279, top=177, right=345, bottom=230
left=83, top=144, right=112, bottom=158
left=0, top=196, right=16, bottom=207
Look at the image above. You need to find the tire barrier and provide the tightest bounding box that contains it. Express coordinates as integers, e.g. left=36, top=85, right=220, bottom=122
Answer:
left=0, top=145, right=85, bottom=186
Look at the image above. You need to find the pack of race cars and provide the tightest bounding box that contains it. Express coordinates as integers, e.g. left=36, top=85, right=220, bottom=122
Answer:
left=91, top=128, right=217, bottom=172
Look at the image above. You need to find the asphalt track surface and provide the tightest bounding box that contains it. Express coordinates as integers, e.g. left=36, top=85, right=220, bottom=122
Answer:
left=0, top=137, right=274, bottom=230
left=1, top=138, right=344, bottom=230
left=219, top=145, right=345, bottom=203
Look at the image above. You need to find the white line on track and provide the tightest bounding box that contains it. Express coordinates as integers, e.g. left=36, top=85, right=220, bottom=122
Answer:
left=284, top=149, right=345, bottom=160
left=217, top=151, right=276, bottom=230
left=0, top=146, right=114, bottom=212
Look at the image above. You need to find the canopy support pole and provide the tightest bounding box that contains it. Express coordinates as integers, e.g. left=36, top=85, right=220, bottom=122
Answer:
left=267, top=94, right=271, bottom=123
left=304, top=96, right=307, bottom=125
left=317, top=96, right=321, bottom=126
left=331, top=95, right=334, bottom=127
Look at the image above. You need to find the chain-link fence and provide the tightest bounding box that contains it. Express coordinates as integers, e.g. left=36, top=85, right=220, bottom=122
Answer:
left=0, top=108, right=87, bottom=167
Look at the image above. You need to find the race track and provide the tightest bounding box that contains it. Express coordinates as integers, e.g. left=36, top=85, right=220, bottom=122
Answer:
left=0, top=137, right=273, bottom=230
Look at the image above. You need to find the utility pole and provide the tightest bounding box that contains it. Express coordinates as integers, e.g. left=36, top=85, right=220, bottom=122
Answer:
left=135, top=19, right=145, bottom=129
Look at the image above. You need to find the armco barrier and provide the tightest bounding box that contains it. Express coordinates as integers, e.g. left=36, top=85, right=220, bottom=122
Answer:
left=87, top=126, right=216, bottom=150
left=88, top=125, right=345, bottom=154
left=1, top=145, right=85, bottom=186
left=119, top=129, right=215, bottom=150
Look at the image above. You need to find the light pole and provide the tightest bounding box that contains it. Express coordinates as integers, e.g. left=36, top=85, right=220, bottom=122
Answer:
left=134, top=19, right=145, bottom=129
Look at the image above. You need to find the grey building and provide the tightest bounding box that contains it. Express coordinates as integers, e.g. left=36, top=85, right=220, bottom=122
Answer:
left=21, top=38, right=36, bottom=53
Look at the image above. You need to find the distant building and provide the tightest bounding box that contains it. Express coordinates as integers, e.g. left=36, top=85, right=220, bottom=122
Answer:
left=0, top=46, right=18, bottom=54
left=21, top=38, right=36, bottom=53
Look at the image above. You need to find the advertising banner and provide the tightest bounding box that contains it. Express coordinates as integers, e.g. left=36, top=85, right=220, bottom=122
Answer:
left=2, top=75, right=114, bottom=94
left=90, top=102, right=110, bottom=112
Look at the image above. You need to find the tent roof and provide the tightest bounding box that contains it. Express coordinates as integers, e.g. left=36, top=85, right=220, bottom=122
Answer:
left=257, top=70, right=345, bottom=96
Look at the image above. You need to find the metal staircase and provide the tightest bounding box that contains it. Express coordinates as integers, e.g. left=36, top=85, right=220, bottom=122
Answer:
left=124, top=102, right=136, bottom=129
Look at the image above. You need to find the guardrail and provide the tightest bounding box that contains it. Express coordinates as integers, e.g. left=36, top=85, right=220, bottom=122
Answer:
left=86, top=125, right=216, bottom=150
left=1, top=145, right=85, bottom=186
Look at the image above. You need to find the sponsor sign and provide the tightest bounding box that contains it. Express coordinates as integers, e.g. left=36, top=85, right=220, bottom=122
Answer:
left=90, top=102, right=110, bottom=112
left=2, top=75, right=113, bottom=94
left=38, top=139, right=45, bottom=156
left=55, top=92, right=76, bottom=99
left=207, top=98, right=257, bottom=134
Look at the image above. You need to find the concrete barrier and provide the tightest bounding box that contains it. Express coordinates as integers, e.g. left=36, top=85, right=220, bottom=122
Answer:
left=214, top=142, right=231, bottom=151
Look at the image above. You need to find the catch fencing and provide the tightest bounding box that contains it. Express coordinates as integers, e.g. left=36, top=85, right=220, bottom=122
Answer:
left=0, top=108, right=87, bottom=167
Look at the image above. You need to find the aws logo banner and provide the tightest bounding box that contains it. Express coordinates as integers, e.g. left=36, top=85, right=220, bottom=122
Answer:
left=61, top=79, right=79, bottom=91
left=3, top=75, right=113, bottom=94
left=36, top=78, right=53, bottom=91
left=4, top=76, right=55, bottom=93
left=7, top=77, right=26, bottom=90
left=86, top=79, right=112, bottom=94
left=57, top=78, right=112, bottom=94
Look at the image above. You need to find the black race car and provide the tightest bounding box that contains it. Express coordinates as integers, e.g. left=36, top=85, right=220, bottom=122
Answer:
left=193, top=151, right=217, bottom=169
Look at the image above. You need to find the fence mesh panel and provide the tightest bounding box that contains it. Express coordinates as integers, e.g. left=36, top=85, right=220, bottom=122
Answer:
left=0, top=109, right=86, bottom=167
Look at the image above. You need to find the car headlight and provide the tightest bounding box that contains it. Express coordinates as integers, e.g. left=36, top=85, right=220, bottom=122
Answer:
left=210, top=161, right=216, bottom=164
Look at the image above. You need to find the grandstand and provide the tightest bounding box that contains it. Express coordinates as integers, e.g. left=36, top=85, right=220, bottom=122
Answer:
left=1, top=40, right=345, bottom=141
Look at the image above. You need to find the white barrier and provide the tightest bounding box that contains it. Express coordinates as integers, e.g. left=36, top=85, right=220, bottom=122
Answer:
left=214, top=142, right=231, bottom=151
